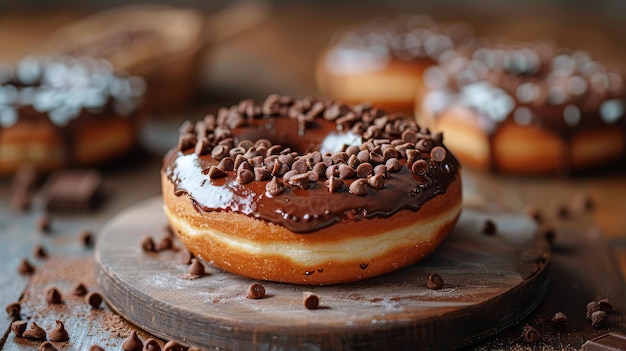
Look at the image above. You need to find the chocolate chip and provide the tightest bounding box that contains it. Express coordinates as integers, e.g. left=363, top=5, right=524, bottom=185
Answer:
left=38, top=341, right=58, bottom=351
left=217, top=157, right=235, bottom=172
left=49, top=320, right=69, bottom=342
left=79, top=229, right=94, bottom=248
left=431, top=132, right=443, bottom=144
left=325, top=177, right=344, bottom=193
left=356, top=163, right=373, bottom=178
left=356, top=150, right=370, bottom=163
left=368, top=174, right=385, bottom=190
left=520, top=325, right=540, bottom=344
left=143, top=338, right=162, bottom=351
left=90, top=345, right=105, bottom=351
left=247, top=283, right=266, bottom=299
left=369, top=151, right=385, bottom=164
left=385, top=158, right=402, bottom=173
left=345, top=145, right=360, bottom=156
left=38, top=214, right=51, bottom=233
left=266, top=177, right=285, bottom=196
left=331, top=152, right=348, bottom=164
left=312, top=162, right=327, bottom=179
left=425, top=273, right=445, bottom=291
left=248, top=155, right=264, bottom=168
left=591, top=310, right=607, bottom=328
left=140, top=236, right=156, bottom=252
left=587, top=301, right=600, bottom=319
left=406, top=149, right=421, bottom=164
left=18, top=258, right=35, bottom=275
left=178, top=249, right=194, bottom=265
left=11, top=320, right=27, bottom=337
left=289, top=173, right=310, bottom=189
left=158, top=236, right=174, bottom=251
left=33, top=244, right=47, bottom=259
left=412, top=159, right=429, bottom=175
left=46, top=286, right=63, bottom=305
left=177, top=133, right=196, bottom=151
left=307, top=171, right=319, bottom=182
left=207, top=165, right=226, bottom=179
left=430, top=146, right=447, bottom=162
left=71, top=282, right=88, bottom=296
left=5, top=302, right=20, bottom=320
left=598, top=298, right=614, bottom=312
left=374, top=164, right=388, bottom=177
left=194, top=137, right=210, bottom=155
left=551, top=312, right=568, bottom=331
left=338, top=164, right=357, bottom=179
left=349, top=178, right=369, bottom=196
left=23, top=321, right=47, bottom=340
left=383, top=147, right=400, bottom=160
left=178, top=120, right=194, bottom=134
left=347, top=154, right=360, bottom=168
left=243, top=146, right=258, bottom=159
left=188, top=258, right=205, bottom=277
left=86, top=291, right=103, bottom=309
left=402, top=129, right=418, bottom=143
left=163, top=340, right=186, bottom=351
left=236, top=169, right=254, bottom=184
left=254, top=167, right=272, bottom=181
left=303, top=293, right=319, bottom=310
left=416, top=139, right=433, bottom=152
left=122, top=330, right=144, bottom=351
left=278, top=154, right=294, bottom=166
left=482, top=219, right=497, bottom=236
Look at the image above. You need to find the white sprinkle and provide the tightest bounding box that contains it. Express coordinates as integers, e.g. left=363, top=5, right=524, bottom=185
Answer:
left=516, top=83, right=540, bottom=104
left=423, top=66, right=448, bottom=89
left=513, top=107, right=533, bottom=125
left=0, top=107, right=17, bottom=127
left=16, top=56, right=41, bottom=85
left=599, top=99, right=624, bottom=124
left=547, top=86, right=568, bottom=105
left=567, top=76, right=587, bottom=96
left=563, top=104, right=581, bottom=127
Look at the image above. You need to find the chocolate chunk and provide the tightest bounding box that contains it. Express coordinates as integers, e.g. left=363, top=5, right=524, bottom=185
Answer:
left=581, top=332, right=626, bottom=351
left=122, top=330, right=144, bottom=351
left=90, top=345, right=106, bottom=351
left=178, top=249, right=194, bottom=265
left=430, top=146, right=447, bottom=162
left=426, top=273, right=444, bottom=290
left=266, top=177, right=285, bottom=196
left=23, top=321, right=47, bottom=340
left=49, top=320, right=69, bottom=342
left=143, top=338, right=162, bottom=351
left=86, top=291, right=103, bottom=309
left=46, top=286, right=63, bottom=305
left=591, top=310, right=607, bottom=328
left=18, top=258, right=35, bottom=275
left=208, top=165, right=226, bottom=179
left=38, top=341, right=58, bottom=351
left=551, top=312, right=568, bottom=331
left=38, top=214, right=52, bottom=233
left=79, top=229, right=94, bottom=248
left=412, top=159, right=429, bottom=176
left=188, top=259, right=205, bottom=277
left=303, top=293, right=319, bottom=310
left=11, top=320, right=27, bottom=337
left=5, top=302, right=20, bottom=320
left=520, top=325, right=540, bottom=344
left=43, top=170, right=102, bottom=212
left=482, top=219, right=497, bottom=236
left=33, top=244, right=47, bottom=259
left=349, top=179, right=369, bottom=196
left=368, top=174, right=385, bottom=190
left=247, top=283, right=266, bottom=299
left=71, top=282, right=88, bottom=296
left=140, top=236, right=156, bottom=252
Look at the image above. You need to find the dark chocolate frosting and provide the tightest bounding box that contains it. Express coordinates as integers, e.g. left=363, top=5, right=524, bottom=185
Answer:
left=163, top=95, right=460, bottom=233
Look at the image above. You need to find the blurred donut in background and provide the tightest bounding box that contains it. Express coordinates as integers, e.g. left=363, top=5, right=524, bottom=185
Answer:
left=316, top=15, right=474, bottom=113
left=0, top=56, right=144, bottom=174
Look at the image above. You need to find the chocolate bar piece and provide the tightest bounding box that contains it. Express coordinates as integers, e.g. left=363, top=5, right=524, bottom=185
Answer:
left=581, top=332, right=626, bottom=350
left=43, top=170, right=102, bottom=212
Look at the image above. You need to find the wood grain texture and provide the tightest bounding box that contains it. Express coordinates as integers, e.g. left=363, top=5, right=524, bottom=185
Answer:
left=96, top=196, right=550, bottom=351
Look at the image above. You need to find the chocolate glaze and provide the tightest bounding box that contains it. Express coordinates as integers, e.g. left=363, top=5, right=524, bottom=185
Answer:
left=421, top=42, right=626, bottom=173
left=163, top=96, right=460, bottom=233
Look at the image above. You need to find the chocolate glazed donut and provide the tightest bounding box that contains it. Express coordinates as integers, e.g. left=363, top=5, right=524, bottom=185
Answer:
left=162, top=95, right=462, bottom=285
left=418, top=42, right=626, bottom=175
left=0, top=56, right=144, bottom=174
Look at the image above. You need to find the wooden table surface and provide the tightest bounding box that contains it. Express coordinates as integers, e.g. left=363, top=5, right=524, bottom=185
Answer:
left=1, top=4, right=626, bottom=350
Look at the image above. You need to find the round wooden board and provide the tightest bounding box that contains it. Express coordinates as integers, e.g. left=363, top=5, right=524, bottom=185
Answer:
left=95, top=196, right=550, bottom=351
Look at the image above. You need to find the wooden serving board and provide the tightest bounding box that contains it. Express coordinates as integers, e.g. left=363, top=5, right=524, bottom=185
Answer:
left=95, top=197, right=550, bottom=351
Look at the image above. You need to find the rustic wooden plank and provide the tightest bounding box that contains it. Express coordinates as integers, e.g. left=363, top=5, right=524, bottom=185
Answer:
left=96, top=196, right=550, bottom=351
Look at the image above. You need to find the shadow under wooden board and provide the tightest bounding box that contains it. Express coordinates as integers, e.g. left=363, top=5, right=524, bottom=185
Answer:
left=95, top=196, right=550, bottom=351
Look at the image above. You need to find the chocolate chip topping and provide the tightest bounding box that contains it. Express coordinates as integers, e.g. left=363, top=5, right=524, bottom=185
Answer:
left=303, top=293, right=320, bottom=310
left=426, top=273, right=444, bottom=290
left=86, top=291, right=103, bottom=309
left=79, top=229, right=94, bottom=248
left=49, top=320, right=69, bottom=342
left=5, top=302, right=20, bottom=320
left=33, top=244, right=47, bottom=259
left=140, top=236, right=156, bottom=252
left=122, top=330, right=144, bottom=351
left=551, top=312, right=568, bottom=331
left=246, top=283, right=266, bottom=299
left=591, top=310, right=607, bottom=328
left=18, top=257, right=35, bottom=275
left=23, top=321, right=47, bottom=340
left=164, top=96, right=460, bottom=233
left=143, top=338, right=162, bottom=351
left=11, top=320, right=27, bottom=337
left=45, top=286, right=63, bottom=305
left=188, top=258, right=205, bottom=277
left=38, top=341, right=58, bottom=351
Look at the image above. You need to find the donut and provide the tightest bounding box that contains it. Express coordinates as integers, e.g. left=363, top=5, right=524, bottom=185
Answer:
left=47, top=5, right=207, bottom=111
left=0, top=56, right=145, bottom=174
left=417, top=42, right=626, bottom=175
left=161, top=95, right=462, bottom=285
left=316, top=15, right=473, bottom=113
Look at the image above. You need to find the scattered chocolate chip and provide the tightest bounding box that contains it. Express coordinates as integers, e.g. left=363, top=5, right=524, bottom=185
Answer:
left=349, top=178, right=369, bottom=196
left=23, top=321, right=47, bottom=340
left=38, top=341, right=58, bottom=351
left=411, top=159, right=429, bottom=176
left=482, top=219, right=497, bottom=236
left=46, top=286, right=63, bottom=305
left=591, top=310, right=607, bottom=328
left=247, top=283, right=266, bottom=299
left=163, top=340, right=186, bottom=351
left=188, top=259, right=205, bottom=277
left=122, top=330, right=144, bottom=351
left=78, top=229, right=94, bottom=248
left=143, top=338, right=162, bottom=351
left=5, top=302, right=20, bottom=319
left=43, top=170, right=103, bottom=212
left=90, top=345, right=106, bottom=351
left=587, top=301, right=601, bottom=319
left=426, top=273, right=444, bottom=290
left=38, top=214, right=52, bottom=233
left=11, top=320, right=27, bottom=337
left=49, top=320, right=69, bottom=342
left=140, top=236, right=156, bottom=252
left=158, top=236, right=174, bottom=251
left=18, top=257, right=35, bottom=275
left=551, top=312, right=568, bottom=331
left=520, top=325, right=541, bottom=344
left=86, top=291, right=103, bottom=309
left=430, top=146, right=447, bottom=162
left=33, top=244, right=48, bottom=259
left=71, top=282, right=88, bottom=296
left=303, top=293, right=319, bottom=310
left=178, top=249, right=193, bottom=265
